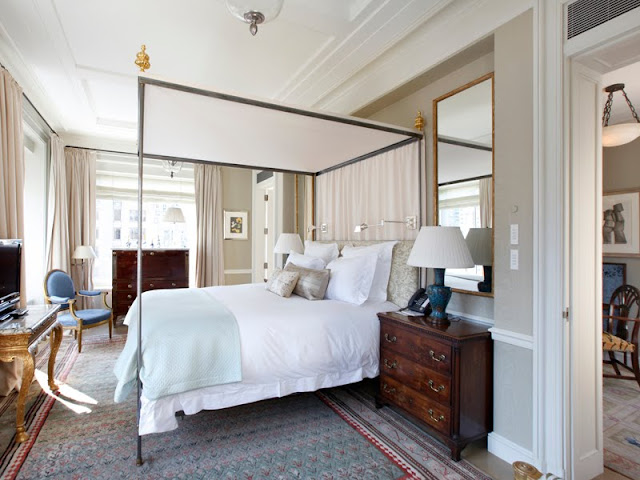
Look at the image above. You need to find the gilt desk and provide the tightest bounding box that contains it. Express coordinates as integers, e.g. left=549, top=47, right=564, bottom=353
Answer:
left=0, top=304, right=62, bottom=443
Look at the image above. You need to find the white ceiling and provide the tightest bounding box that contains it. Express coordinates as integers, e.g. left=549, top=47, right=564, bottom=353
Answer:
left=0, top=0, right=453, bottom=147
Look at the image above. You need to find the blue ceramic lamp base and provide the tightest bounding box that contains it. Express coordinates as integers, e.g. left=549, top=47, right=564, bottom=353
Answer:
left=426, top=268, right=451, bottom=324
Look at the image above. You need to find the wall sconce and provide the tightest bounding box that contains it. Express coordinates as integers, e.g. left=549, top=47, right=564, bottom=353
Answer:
left=307, top=224, right=328, bottom=234
left=354, top=216, right=417, bottom=233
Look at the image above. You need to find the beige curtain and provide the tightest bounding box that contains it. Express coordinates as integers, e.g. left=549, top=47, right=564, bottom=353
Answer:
left=0, top=68, right=25, bottom=305
left=304, top=175, right=314, bottom=239
left=46, top=135, right=70, bottom=273
left=65, top=148, right=96, bottom=292
left=479, top=177, right=493, bottom=228
left=0, top=68, right=25, bottom=395
left=194, top=164, right=224, bottom=287
left=316, top=142, right=420, bottom=241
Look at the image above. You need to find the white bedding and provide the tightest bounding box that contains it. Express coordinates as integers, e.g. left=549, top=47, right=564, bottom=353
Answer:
left=126, top=283, right=398, bottom=434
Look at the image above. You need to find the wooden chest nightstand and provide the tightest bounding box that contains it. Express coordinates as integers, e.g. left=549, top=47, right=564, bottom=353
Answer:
left=376, top=311, right=493, bottom=461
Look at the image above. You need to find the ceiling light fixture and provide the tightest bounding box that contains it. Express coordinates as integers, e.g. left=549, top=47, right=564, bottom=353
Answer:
left=225, top=0, right=284, bottom=36
left=602, top=83, right=640, bottom=147
left=162, top=160, right=182, bottom=178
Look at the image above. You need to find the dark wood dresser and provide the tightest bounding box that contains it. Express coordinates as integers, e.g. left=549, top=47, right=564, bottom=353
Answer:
left=376, top=312, right=493, bottom=461
left=112, top=249, right=189, bottom=318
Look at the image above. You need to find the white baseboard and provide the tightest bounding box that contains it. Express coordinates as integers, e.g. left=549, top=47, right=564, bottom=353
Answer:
left=488, top=432, right=535, bottom=467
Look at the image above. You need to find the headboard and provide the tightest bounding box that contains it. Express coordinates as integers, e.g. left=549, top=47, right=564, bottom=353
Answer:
left=318, top=240, right=418, bottom=307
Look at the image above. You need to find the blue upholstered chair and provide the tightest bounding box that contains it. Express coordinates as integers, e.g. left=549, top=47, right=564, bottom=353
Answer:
left=43, top=269, right=112, bottom=353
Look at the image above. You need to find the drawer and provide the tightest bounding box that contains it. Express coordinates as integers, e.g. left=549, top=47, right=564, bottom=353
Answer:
left=114, top=291, right=136, bottom=305
left=115, top=281, right=136, bottom=292
left=380, top=322, right=453, bottom=374
left=142, top=280, right=187, bottom=290
left=380, top=351, right=452, bottom=405
left=380, top=374, right=451, bottom=436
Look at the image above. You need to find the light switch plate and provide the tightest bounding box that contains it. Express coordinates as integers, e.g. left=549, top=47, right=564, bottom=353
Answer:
left=510, top=224, right=519, bottom=245
left=510, top=249, right=519, bottom=270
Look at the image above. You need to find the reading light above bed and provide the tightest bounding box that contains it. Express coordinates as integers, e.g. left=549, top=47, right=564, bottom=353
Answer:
left=353, top=216, right=417, bottom=233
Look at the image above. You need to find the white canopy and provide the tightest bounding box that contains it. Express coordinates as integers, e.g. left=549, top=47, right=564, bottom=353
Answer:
left=140, top=77, right=421, bottom=174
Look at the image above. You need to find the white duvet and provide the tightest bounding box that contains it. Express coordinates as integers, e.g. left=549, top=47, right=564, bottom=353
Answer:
left=127, top=283, right=397, bottom=434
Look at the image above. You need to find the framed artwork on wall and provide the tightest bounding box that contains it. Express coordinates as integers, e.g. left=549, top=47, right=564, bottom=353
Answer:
left=603, top=262, right=626, bottom=305
left=603, top=190, right=640, bottom=257
left=224, top=210, right=249, bottom=240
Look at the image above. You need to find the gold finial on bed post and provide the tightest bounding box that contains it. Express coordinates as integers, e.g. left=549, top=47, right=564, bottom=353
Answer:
left=135, top=45, right=151, bottom=72
left=414, top=110, right=425, bottom=131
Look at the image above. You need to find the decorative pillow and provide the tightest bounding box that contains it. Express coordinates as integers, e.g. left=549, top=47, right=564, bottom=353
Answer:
left=265, top=269, right=300, bottom=298
left=325, top=254, right=378, bottom=305
left=285, top=251, right=326, bottom=270
left=304, top=241, right=339, bottom=265
left=341, top=241, right=398, bottom=303
left=284, top=263, right=330, bottom=300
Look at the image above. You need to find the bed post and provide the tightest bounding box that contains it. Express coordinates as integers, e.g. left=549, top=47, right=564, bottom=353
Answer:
left=136, top=77, right=145, bottom=467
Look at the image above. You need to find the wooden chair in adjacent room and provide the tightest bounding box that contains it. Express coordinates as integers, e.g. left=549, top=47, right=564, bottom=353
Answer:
left=603, top=284, right=640, bottom=388
left=43, top=269, right=113, bottom=353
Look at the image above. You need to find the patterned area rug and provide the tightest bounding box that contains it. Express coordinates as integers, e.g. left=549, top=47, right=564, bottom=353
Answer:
left=604, top=364, right=640, bottom=479
left=0, top=335, right=491, bottom=480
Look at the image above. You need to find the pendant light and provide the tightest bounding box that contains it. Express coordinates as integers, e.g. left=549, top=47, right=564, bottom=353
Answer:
left=225, top=0, right=283, bottom=36
left=602, top=83, right=640, bottom=147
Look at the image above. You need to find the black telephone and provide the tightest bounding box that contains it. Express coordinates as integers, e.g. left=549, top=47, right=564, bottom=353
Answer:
left=407, top=288, right=432, bottom=315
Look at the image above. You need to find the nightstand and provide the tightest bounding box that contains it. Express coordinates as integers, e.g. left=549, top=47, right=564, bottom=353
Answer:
left=376, top=311, right=493, bottom=461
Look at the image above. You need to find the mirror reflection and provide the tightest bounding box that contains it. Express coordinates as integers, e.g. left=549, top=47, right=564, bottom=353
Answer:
left=434, top=74, right=494, bottom=295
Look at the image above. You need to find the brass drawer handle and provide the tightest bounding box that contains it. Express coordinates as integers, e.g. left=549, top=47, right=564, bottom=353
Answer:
left=383, top=359, right=397, bottom=369
left=150, top=252, right=155, bottom=256
left=382, top=384, right=396, bottom=394
left=171, top=283, right=177, bottom=287
left=428, top=409, right=445, bottom=423
left=127, top=295, right=132, bottom=299
left=127, top=284, right=132, bottom=289
left=384, top=333, right=397, bottom=343
left=149, top=283, right=154, bottom=288
left=429, top=350, right=446, bottom=362
left=427, top=380, right=445, bottom=393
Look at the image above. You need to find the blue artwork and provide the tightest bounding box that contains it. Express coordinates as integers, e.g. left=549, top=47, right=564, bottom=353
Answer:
left=603, top=263, right=626, bottom=305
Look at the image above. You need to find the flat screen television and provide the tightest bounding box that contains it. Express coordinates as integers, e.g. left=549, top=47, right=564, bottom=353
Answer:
left=0, top=240, right=22, bottom=313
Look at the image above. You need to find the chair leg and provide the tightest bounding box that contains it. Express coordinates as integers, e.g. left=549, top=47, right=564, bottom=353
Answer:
left=108, top=314, right=113, bottom=339
left=77, top=327, right=82, bottom=354
left=609, top=351, right=622, bottom=375
left=632, top=352, right=640, bottom=389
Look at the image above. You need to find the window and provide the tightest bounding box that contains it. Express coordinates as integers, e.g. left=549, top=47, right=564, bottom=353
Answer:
left=93, top=155, right=196, bottom=288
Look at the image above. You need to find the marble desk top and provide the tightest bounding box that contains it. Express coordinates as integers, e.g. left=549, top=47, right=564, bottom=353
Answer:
left=0, top=304, right=60, bottom=336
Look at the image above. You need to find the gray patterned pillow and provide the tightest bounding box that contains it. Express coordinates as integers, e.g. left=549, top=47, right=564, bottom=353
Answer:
left=265, top=269, right=300, bottom=298
left=284, top=263, right=330, bottom=300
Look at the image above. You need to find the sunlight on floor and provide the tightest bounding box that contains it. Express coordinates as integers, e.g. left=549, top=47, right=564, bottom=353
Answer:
left=34, top=369, right=95, bottom=414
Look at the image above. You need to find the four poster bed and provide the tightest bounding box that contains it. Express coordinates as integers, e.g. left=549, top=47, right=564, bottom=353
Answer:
left=116, top=75, right=423, bottom=464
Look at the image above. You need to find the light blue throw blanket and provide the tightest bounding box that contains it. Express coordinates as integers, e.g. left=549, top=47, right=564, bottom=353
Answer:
left=113, top=288, right=241, bottom=402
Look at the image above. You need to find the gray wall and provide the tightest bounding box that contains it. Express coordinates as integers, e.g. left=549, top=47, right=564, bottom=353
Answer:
left=365, top=9, right=535, bottom=453
left=603, top=137, right=640, bottom=291
left=222, top=167, right=252, bottom=285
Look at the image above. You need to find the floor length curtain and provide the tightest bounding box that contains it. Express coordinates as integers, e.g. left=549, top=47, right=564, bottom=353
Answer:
left=46, top=135, right=70, bottom=273
left=0, top=67, right=24, bottom=394
left=479, top=177, right=492, bottom=228
left=194, top=164, right=224, bottom=287
left=316, top=142, right=420, bottom=241
left=65, top=148, right=96, bottom=292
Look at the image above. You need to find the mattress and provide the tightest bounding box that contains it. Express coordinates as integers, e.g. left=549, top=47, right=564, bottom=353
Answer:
left=124, top=283, right=398, bottom=434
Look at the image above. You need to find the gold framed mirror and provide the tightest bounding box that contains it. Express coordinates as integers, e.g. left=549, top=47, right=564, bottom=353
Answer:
left=433, top=73, right=494, bottom=297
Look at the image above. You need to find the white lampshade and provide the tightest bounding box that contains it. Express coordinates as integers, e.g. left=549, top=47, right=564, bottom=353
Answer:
left=407, top=226, right=473, bottom=269
left=274, top=233, right=303, bottom=254
left=73, top=245, right=97, bottom=260
left=465, top=228, right=493, bottom=266
left=603, top=123, right=640, bottom=147
left=163, top=206, right=186, bottom=223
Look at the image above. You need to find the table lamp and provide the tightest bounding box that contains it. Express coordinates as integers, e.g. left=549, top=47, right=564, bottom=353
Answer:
left=465, top=228, right=493, bottom=293
left=274, top=233, right=303, bottom=265
left=407, top=226, right=474, bottom=324
left=72, top=245, right=97, bottom=290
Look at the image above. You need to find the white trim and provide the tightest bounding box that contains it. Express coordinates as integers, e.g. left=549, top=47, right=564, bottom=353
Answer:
left=223, top=269, right=252, bottom=275
left=446, top=309, right=493, bottom=327
left=488, top=432, right=535, bottom=468
left=489, top=327, right=534, bottom=350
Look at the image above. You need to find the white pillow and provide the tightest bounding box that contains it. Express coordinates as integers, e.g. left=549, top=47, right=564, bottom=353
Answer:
left=304, top=241, right=339, bottom=265
left=325, top=254, right=378, bottom=305
left=341, top=241, right=398, bottom=303
left=285, top=251, right=326, bottom=270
